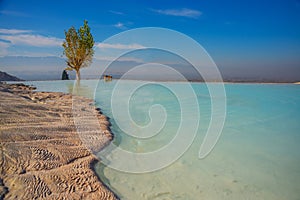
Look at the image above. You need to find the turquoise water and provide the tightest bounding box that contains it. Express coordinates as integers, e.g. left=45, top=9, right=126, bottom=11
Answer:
left=30, top=80, right=300, bottom=200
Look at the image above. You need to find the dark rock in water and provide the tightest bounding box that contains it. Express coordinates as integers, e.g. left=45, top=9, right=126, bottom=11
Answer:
left=62, top=70, right=70, bottom=80
left=0, top=71, right=23, bottom=81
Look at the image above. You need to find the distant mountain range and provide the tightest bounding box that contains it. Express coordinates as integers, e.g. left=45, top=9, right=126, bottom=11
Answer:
left=0, top=71, right=23, bottom=81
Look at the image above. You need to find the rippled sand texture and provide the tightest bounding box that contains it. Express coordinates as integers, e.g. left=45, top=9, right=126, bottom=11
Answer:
left=0, top=83, right=117, bottom=200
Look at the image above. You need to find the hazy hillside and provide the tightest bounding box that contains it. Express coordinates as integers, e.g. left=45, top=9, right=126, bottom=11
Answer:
left=0, top=71, right=23, bottom=81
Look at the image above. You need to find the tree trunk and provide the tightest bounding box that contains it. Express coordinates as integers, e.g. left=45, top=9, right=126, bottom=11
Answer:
left=75, top=69, right=81, bottom=81
left=74, top=69, right=81, bottom=93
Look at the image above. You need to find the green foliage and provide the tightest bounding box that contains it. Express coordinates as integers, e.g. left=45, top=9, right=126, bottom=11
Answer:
left=62, top=20, right=94, bottom=80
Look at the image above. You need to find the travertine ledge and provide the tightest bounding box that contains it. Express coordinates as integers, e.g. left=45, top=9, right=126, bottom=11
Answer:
left=0, top=82, right=117, bottom=200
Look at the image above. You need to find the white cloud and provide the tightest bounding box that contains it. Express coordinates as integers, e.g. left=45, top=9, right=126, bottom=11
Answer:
left=0, top=41, right=10, bottom=56
left=0, top=34, right=63, bottom=47
left=118, top=57, right=144, bottom=63
left=97, top=43, right=145, bottom=50
left=114, top=22, right=126, bottom=29
left=0, top=41, right=10, bottom=48
left=0, top=28, right=32, bottom=34
left=110, top=10, right=124, bottom=15
left=0, top=29, right=62, bottom=57
left=4, top=52, right=57, bottom=57
left=152, top=8, right=202, bottom=18
left=94, top=55, right=144, bottom=63
left=0, top=29, right=62, bottom=47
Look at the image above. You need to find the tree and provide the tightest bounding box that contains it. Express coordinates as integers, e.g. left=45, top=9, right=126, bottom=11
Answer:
left=62, top=20, right=94, bottom=81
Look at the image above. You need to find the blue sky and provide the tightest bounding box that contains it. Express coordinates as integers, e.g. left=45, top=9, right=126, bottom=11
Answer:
left=0, top=0, right=300, bottom=81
